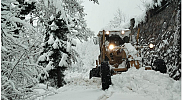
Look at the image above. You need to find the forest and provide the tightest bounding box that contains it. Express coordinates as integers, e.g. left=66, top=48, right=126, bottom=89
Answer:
left=1, top=0, right=99, bottom=99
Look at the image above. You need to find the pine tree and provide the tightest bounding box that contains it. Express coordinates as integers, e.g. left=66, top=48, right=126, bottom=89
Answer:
left=36, top=0, right=94, bottom=87
left=38, top=11, right=71, bottom=87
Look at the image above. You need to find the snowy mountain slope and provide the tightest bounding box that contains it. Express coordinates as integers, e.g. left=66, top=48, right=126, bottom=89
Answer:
left=40, top=39, right=181, bottom=100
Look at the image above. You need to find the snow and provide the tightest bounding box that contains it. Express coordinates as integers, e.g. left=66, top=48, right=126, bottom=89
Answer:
left=110, top=67, right=181, bottom=100
left=38, top=53, right=47, bottom=62
left=38, top=38, right=181, bottom=100
left=2, top=0, right=180, bottom=99
left=49, top=14, right=54, bottom=21
left=48, top=34, right=54, bottom=44
left=66, top=41, right=71, bottom=52
left=52, top=38, right=59, bottom=49
left=52, top=42, right=58, bottom=49
left=44, top=86, right=105, bottom=100
left=71, top=39, right=77, bottom=46
left=1, top=46, right=8, bottom=52
left=50, top=21, right=59, bottom=30
left=163, top=40, right=168, bottom=45
left=24, top=0, right=37, bottom=4
left=59, top=53, right=68, bottom=67
left=45, top=61, right=54, bottom=71
left=41, top=67, right=181, bottom=100
left=118, top=61, right=126, bottom=68
left=9, top=16, right=36, bottom=32
left=107, top=93, right=153, bottom=100
left=33, top=84, right=57, bottom=100
left=123, top=43, right=138, bottom=58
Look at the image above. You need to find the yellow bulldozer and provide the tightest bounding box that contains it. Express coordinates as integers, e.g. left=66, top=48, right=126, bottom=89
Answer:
left=89, top=29, right=154, bottom=90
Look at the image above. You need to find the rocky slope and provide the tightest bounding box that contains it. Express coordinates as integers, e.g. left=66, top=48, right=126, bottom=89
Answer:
left=132, top=0, right=181, bottom=80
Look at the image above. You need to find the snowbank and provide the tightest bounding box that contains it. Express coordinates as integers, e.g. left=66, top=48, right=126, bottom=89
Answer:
left=110, top=67, right=181, bottom=100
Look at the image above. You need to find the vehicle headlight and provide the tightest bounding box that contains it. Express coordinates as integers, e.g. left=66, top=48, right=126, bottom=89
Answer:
left=109, top=44, right=114, bottom=50
left=149, top=43, right=154, bottom=49
left=121, top=30, right=125, bottom=34
left=106, top=31, right=110, bottom=35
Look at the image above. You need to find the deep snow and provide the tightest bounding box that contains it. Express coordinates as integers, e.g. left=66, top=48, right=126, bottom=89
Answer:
left=36, top=39, right=181, bottom=100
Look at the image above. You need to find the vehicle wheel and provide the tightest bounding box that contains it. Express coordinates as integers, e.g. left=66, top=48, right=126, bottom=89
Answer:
left=89, top=67, right=101, bottom=79
left=123, top=36, right=129, bottom=43
left=101, top=61, right=111, bottom=90
left=126, top=58, right=130, bottom=69
left=89, top=70, right=93, bottom=79
left=152, top=59, right=167, bottom=73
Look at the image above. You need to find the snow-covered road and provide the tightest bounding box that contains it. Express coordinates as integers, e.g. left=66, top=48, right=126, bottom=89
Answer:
left=43, top=85, right=154, bottom=100
left=44, top=86, right=105, bottom=100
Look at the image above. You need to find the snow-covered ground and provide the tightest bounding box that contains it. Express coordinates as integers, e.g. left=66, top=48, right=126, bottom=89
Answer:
left=36, top=39, right=181, bottom=100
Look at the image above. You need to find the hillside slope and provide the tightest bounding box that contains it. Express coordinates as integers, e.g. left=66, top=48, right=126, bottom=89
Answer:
left=133, top=0, right=181, bottom=80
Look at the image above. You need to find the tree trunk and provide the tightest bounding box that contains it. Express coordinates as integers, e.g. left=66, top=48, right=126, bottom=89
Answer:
left=57, top=67, right=62, bottom=88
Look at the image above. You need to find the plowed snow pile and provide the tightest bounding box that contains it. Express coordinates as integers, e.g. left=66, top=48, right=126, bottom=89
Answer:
left=110, top=67, right=181, bottom=100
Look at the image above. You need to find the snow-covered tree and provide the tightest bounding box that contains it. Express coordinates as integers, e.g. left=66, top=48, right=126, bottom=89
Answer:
left=1, top=0, right=95, bottom=99
left=1, top=0, right=44, bottom=99
left=37, top=12, right=71, bottom=87
left=109, top=9, right=129, bottom=29
left=36, top=0, right=94, bottom=87
left=89, top=0, right=99, bottom=4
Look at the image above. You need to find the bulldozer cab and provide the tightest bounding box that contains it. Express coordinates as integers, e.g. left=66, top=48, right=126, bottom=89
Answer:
left=98, top=30, right=130, bottom=47
left=108, top=35, right=125, bottom=46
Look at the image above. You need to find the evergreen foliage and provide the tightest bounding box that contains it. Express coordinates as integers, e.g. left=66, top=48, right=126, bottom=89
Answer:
left=38, top=12, right=70, bottom=87
left=36, top=0, right=94, bottom=88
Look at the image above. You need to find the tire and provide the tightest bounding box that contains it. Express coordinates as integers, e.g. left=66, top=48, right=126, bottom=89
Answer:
left=89, top=67, right=101, bottom=79
left=101, top=61, right=111, bottom=90
left=123, top=36, right=129, bottom=43
left=89, top=70, right=92, bottom=79
left=153, top=59, right=166, bottom=73
left=126, top=58, right=130, bottom=69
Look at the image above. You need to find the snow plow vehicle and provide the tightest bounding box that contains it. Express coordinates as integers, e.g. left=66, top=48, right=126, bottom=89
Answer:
left=90, top=30, right=154, bottom=90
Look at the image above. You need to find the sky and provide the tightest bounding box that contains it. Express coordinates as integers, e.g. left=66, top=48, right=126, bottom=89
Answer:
left=82, top=0, right=148, bottom=35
